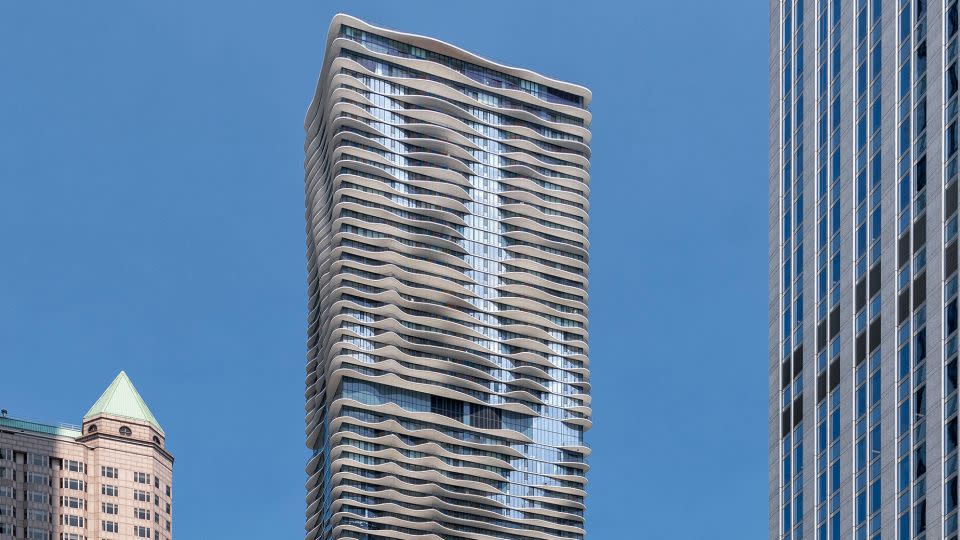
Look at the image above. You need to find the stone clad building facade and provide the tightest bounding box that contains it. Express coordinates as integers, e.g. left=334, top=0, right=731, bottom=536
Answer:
left=0, top=372, right=173, bottom=540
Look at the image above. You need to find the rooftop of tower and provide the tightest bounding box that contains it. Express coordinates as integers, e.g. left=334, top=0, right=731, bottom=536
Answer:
left=0, top=415, right=82, bottom=439
left=311, top=13, right=593, bottom=113
left=0, top=370, right=164, bottom=438
left=84, top=371, right=164, bottom=435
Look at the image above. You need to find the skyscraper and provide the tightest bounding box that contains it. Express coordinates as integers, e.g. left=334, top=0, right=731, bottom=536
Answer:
left=0, top=371, right=173, bottom=540
left=304, top=14, right=591, bottom=540
left=769, top=1, right=960, bottom=539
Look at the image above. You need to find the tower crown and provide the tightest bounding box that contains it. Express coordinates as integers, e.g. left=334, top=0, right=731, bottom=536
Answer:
left=83, top=371, right=164, bottom=435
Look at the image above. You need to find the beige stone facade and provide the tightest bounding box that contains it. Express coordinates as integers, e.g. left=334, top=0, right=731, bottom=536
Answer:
left=0, top=373, right=173, bottom=540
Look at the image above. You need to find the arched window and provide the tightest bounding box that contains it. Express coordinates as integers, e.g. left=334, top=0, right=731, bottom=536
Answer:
left=88, top=424, right=98, bottom=433
left=119, top=426, right=132, bottom=436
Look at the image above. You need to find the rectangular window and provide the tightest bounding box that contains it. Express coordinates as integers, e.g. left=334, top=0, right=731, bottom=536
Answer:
left=102, top=502, right=118, bottom=515
left=101, top=485, right=118, bottom=497
left=133, top=490, right=150, bottom=503
left=61, top=533, right=83, bottom=540
left=26, top=472, right=48, bottom=486
left=61, top=460, right=84, bottom=473
left=101, top=466, right=118, bottom=479
left=0, top=486, right=12, bottom=498
left=0, top=523, right=11, bottom=535
left=26, top=509, right=48, bottom=522
left=134, top=508, right=150, bottom=520
left=60, top=496, right=84, bottom=510
left=26, top=528, right=49, bottom=540
left=134, top=472, right=150, bottom=484
left=102, top=521, right=119, bottom=533
left=60, top=478, right=84, bottom=491
left=27, top=454, right=47, bottom=467
left=0, top=449, right=10, bottom=461
left=27, top=491, right=48, bottom=504
left=59, top=514, right=83, bottom=527
left=0, top=504, right=11, bottom=517
left=134, top=525, right=151, bottom=538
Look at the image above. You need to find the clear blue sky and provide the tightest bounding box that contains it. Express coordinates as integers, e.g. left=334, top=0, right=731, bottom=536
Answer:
left=0, top=2, right=768, bottom=538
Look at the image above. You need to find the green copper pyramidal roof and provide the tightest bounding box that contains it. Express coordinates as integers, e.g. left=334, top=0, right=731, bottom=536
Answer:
left=83, top=371, right=164, bottom=435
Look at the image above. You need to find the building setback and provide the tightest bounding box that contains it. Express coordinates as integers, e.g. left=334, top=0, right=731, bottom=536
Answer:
left=769, top=1, right=960, bottom=539
left=0, top=372, right=173, bottom=540
left=304, top=14, right=592, bottom=540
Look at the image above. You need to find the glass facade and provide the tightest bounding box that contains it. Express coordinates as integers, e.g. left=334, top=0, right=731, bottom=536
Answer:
left=305, top=15, right=591, bottom=540
left=771, top=1, right=953, bottom=539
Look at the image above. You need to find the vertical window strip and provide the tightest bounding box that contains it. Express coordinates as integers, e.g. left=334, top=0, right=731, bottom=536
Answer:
left=946, top=1, right=960, bottom=537
left=813, top=2, right=842, bottom=539
left=780, top=3, right=797, bottom=539
left=780, top=2, right=808, bottom=539
left=854, top=1, right=884, bottom=539
left=908, top=2, right=932, bottom=539
left=895, top=1, right=913, bottom=539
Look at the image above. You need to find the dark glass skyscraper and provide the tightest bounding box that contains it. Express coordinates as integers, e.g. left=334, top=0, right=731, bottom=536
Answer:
left=304, top=15, right=591, bottom=540
left=769, top=1, right=960, bottom=539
